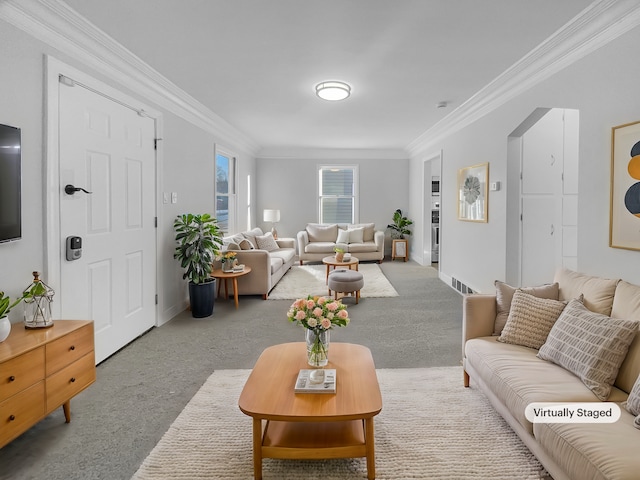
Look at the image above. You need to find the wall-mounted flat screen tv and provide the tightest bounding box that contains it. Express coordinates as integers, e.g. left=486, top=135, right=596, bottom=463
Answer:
left=0, top=123, right=21, bottom=243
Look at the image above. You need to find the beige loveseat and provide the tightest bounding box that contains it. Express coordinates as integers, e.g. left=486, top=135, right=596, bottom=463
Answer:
left=463, top=268, right=640, bottom=480
left=220, top=228, right=295, bottom=299
left=296, top=223, right=384, bottom=264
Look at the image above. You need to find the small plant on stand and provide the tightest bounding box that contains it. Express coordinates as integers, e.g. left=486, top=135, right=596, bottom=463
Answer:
left=387, top=208, right=413, bottom=239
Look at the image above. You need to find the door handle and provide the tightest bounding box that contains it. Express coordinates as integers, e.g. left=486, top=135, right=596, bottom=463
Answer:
left=65, top=184, right=92, bottom=195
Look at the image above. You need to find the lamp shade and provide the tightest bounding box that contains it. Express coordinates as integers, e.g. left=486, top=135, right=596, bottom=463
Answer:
left=263, top=209, right=280, bottom=223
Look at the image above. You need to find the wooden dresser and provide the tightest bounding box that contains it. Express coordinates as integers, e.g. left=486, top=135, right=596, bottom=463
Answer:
left=0, top=320, right=96, bottom=448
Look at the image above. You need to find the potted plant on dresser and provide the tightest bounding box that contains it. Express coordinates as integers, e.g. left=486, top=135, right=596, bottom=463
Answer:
left=0, top=291, right=25, bottom=342
left=173, top=213, right=223, bottom=318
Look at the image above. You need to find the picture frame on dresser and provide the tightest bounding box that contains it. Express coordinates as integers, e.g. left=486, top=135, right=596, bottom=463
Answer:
left=610, top=120, right=640, bottom=251
left=457, top=162, right=489, bottom=223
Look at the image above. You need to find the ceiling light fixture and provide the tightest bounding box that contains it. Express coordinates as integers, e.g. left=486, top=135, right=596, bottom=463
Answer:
left=315, top=81, right=351, bottom=101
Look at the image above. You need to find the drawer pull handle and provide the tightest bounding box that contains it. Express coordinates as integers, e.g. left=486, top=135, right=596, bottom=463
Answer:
left=9, top=415, right=15, bottom=421
left=70, top=377, right=76, bottom=383
left=70, top=345, right=75, bottom=351
left=9, top=375, right=15, bottom=382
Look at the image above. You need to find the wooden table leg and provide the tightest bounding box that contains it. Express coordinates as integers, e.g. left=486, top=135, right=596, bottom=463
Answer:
left=63, top=401, right=71, bottom=423
left=365, top=417, right=375, bottom=480
left=232, top=277, right=239, bottom=309
left=252, top=418, right=263, bottom=480
left=224, top=278, right=229, bottom=300
left=325, top=264, right=331, bottom=283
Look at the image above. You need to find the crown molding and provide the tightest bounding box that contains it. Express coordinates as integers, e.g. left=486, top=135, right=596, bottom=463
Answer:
left=407, top=0, right=640, bottom=158
left=0, top=0, right=260, bottom=156
left=256, top=146, right=409, bottom=161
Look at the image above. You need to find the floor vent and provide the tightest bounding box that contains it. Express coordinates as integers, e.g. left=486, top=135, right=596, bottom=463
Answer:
left=451, top=277, right=474, bottom=294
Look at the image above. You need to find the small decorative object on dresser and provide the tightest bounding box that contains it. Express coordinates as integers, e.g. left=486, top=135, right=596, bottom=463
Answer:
left=22, top=271, right=55, bottom=329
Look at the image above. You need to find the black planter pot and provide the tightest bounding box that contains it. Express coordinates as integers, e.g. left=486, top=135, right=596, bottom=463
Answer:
left=189, top=278, right=216, bottom=318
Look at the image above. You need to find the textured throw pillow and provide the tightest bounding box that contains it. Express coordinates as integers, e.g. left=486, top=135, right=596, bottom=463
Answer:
left=624, top=374, right=640, bottom=416
left=336, top=229, right=350, bottom=244
left=538, top=299, right=638, bottom=400
left=242, top=227, right=264, bottom=249
left=226, top=242, right=241, bottom=251
left=347, top=227, right=364, bottom=244
left=497, top=290, right=567, bottom=349
left=255, top=232, right=279, bottom=252
left=239, top=239, right=254, bottom=250
left=494, top=281, right=559, bottom=335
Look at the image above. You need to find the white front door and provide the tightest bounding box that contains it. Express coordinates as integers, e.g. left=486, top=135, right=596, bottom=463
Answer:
left=59, top=80, right=156, bottom=363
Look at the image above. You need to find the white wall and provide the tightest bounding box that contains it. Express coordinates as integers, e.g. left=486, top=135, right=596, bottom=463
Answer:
left=256, top=155, right=410, bottom=253
left=410, top=24, right=640, bottom=293
left=0, top=20, right=256, bottom=325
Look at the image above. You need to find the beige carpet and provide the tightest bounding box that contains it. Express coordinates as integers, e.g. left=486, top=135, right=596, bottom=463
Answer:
left=131, top=367, right=546, bottom=479
left=268, top=264, right=399, bottom=300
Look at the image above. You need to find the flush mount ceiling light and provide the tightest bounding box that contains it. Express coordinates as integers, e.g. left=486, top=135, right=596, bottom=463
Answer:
left=315, top=81, right=351, bottom=101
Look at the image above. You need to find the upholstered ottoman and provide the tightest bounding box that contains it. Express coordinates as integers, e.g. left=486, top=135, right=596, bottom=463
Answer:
left=328, top=269, right=364, bottom=304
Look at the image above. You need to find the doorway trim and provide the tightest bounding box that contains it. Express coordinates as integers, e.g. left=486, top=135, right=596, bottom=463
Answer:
left=44, top=55, right=163, bottom=322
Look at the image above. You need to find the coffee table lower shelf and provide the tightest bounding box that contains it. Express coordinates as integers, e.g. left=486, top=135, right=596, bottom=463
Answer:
left=261, top=419, right=367, bottom=459
left=253, top=417, right=376, bottom=479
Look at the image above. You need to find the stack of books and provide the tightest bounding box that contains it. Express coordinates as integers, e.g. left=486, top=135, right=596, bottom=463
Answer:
left=232, top=264, right=245, bottom=272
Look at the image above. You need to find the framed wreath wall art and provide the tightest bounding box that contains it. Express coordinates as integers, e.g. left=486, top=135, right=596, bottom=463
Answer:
left=458, top=163, right=489, bottom=222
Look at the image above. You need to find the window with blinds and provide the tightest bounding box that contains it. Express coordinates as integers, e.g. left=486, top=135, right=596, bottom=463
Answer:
left=318, top=166, right=358, bottom=223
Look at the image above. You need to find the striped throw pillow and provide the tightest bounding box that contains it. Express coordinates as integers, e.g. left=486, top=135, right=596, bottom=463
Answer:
left=538, top=299, right=638, bottom=400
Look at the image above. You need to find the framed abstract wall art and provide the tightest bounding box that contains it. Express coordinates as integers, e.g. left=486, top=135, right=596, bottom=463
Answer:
left=457, top=162, right=488, bottom=222
left=610, top=120, right=640, bottom=251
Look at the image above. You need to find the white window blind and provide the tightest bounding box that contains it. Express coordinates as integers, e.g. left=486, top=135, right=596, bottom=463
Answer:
left=319, top=166, right=357, bottom=223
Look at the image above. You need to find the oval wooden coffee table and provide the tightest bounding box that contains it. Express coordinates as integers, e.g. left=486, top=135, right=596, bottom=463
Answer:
left=238, top=342, right=382, bottom=480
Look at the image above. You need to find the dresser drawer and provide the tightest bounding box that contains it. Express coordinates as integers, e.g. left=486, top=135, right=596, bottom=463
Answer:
left=45, top=323, right=94, bottom=375
left=0, top=347, right=45, bottom=403
left=0, top=381, right=45, bottom=447
left=46, top=352, right=96, bottom=413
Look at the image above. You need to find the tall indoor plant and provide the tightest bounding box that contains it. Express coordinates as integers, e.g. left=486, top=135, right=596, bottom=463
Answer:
left=173, top=213, right=223, bottom=318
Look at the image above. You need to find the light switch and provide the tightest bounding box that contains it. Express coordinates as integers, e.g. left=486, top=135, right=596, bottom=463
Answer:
left=163, top=193, right=169, bottom=204
left=171, top=192, right=178, bottom=204
left=490, top=181, right=500, bottom=191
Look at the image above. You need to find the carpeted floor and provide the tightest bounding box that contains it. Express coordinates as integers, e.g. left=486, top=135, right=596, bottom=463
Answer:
left=132, top=367, right=546, bottom=480
left=268, top=264, right=399, bottom=300
left=0, top=260, right=466, bottom=480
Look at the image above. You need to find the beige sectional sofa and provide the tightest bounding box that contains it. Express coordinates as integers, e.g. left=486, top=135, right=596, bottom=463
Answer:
left=221, top=228, right=295, bottom=299
left=296, top=223, right=384, bottom=264
left=463, top=268, right=640, bottom=480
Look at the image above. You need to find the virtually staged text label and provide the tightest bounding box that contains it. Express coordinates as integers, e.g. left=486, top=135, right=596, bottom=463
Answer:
left=525, top=403, right=621, bottom=423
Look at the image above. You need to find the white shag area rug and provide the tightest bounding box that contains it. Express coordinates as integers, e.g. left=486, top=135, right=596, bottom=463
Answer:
left=131, top=367, right=546, bottom=480
left=268, top=264, right=399, bottom=300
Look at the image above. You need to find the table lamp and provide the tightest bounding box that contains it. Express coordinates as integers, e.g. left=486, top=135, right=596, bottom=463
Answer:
left=263, top=209, right=280, bottom=239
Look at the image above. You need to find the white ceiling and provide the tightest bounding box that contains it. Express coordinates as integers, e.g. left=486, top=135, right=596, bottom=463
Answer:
left=63, top=0, right=593, bottom=154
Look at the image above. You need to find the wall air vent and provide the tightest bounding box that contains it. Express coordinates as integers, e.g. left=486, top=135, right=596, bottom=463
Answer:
left=451, top=277, right=474, bottom=295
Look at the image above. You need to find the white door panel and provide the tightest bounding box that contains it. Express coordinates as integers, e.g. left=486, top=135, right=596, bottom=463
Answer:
left=59, top=81, right=156, bottom=364
left=521, top=197, right=556, bottom=285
